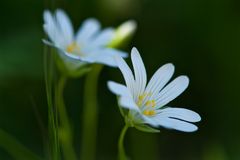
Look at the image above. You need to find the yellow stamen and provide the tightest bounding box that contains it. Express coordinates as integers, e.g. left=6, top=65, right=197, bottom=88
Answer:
left=137, top=93, right=157, bottom=108
left=143, top=110, right=156, bottom=116
left=146, top=100, right=156, bottom=107
left=146, top=101, right=152, bottom=107
left=151, top=100, right=156, bottom=107
left=137, top=93, right=147, bottom=107
left=66, top=42, right=79, bottom=53
left=139, top=93, right=146, bottom=101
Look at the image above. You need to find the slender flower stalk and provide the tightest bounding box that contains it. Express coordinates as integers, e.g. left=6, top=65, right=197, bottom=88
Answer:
left=108, top=47, right=201, bottom=158
left=55, top=76, right=77, bottom=160
left=80, top=64, right=103, bottom=160
left=43, top=47, right=60, bottom=160
left=118, top=124, right=129, bottom=160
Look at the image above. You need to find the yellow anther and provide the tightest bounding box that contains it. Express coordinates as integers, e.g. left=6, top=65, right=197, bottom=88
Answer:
left=146, top=101, right=152, bottom=107
left=137, top=93, right=147, bottom=107
left=149, top=110, right=156, bottom=115
left=145, top=100, right=156, bottom=107
left=137, top=100, right=142, bottom=107
left=138, top=93, right=146, bottom=101
left=137, top=93, right=156, bottom=108
left=66, top=42, right=79, bottom=53
left=143, top=110, right=149, bottom=115
left=143, top=110, right=156, bottom=116
left=151, top=100, right=156, bottom=107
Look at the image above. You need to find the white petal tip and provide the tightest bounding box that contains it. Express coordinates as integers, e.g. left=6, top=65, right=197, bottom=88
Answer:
left=186, top=126, right=198, bottom=132
left=84, top=18, right=100, bottom=26
left=122, top=20, right=137, bottom=27
left=118, top=20, right=137, bottom=35
left=194, top=113, right=201, bottom=122
left=131, top=47, right=141, bottom=59
left=172, top=124, right=199, bottom=132
left=107, top=81, right=115, bottom=91
left=132, top=47, right=138, bottom=52
left=178, top=75, right=190, bottom=87
left=163, top=63, right=175, bottom=72
left=181, top=126, right=198, bottom=132
left=187, top=112, right=201, bottom=122
left=56, top=9, right=64, bottom=14
left=43, top=10, right=50, bottom=15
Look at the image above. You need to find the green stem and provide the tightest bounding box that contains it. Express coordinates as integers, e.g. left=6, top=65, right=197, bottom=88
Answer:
left=118, top=124, right=129, bottom=160
left=0, top=129, right=42, bottom=160
left=56, top=76, right=77, bottom=160
left=80, top=64, right=103, bottom=160
left=44, top=47, right=60, bottom=160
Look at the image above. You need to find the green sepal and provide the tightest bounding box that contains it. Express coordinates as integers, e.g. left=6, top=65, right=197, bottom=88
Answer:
left=135, top=124, right=160, bottom=133
left=54, top=52, right=91, bottom=78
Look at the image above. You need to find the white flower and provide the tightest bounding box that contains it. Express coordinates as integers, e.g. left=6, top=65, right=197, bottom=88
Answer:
left=109, top=20, right=137, bottom=48
left=43, top=9, right=128, bottom=68
left=108, top=47, right=201, bottom=132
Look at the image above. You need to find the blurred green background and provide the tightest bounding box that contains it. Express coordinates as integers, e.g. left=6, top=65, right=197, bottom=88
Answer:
left=1, top=0, right=240, bottom=159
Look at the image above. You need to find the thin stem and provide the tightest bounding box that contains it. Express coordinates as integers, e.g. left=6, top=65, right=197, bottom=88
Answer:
left=56, top=76, right=77, bottom=160
left=118, top=124, right=129, bottom=160
left=44, top=47, right=60, bottom=160
left=80, top=64, right=103, bottom=160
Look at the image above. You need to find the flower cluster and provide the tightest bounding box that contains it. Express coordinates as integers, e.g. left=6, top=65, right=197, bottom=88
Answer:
left=42, top=8, right=201, bottom=160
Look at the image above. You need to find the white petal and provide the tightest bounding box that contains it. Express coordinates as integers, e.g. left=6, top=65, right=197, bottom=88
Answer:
left=43, top=11, right=55, bottom=41
left=91, top=28, right=115, bottom=47
left=43, top=11, right=62, bottom=45
left=131, top=47, right=147, bottom=98
left=55, top=9, right=74, bottom=44
left=43, top=10, right=52, bottom=25
left=58, top=49, right=81, bottom=61
left=144, top=63, right=174, bottom=102
left=142, top=116, right=160, bottom=127
left=80, top=48, right=128, bottom=66
left=43, top=40, right=81, bottom=61
left=158, top=107, right=201, bottom=122
left=76, top=18, right=100, bottom=45
left=57, top=49, right=87, bottom=71
left=156, top=76, right=189, bottom=108
left=119, top=96, right=140, bottom=111
left=115, top=54, right=135, bottom=93
left=151, top=116, right=198, bottom=132
left=43, top=10, right=69, bottom=47
left=107, top=81, right=132, bottom=97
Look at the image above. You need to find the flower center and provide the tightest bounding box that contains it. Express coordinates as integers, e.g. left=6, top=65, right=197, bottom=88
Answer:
left=143, top=110, right=156, bottom=116
left=137, top=93, right=157, bottom=116
left=66, top=42, right=80, bottom=53
left=137, top=93, right=156, bottom=107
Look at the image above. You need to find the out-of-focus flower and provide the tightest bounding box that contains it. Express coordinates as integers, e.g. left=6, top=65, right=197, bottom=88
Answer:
left=108, top=47, right=201, bottom=132
left=43, top=9, right=130, bottom=75
left=109, top=20, right=137, bottom=48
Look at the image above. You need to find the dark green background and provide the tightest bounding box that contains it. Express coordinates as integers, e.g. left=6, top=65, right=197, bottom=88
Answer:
left=1, top=0, right=240, bottom=159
